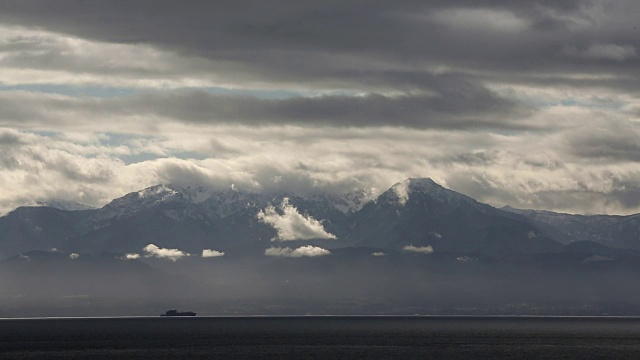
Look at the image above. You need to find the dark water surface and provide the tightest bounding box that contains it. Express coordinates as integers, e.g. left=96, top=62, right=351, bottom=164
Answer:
left=2, top=316, right=640, bottom=359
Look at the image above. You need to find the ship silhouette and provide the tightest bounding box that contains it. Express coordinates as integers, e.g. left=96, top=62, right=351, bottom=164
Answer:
left=161, top=309, right=196, bottom=316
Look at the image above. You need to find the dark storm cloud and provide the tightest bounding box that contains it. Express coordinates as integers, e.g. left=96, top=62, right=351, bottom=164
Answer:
left=566, top=121, right=640, bottom=162
left=432, top=150, right=500, bottom=166
left=1, top=1, right=638, bottom=90
left=611, top=178, right=640, bottom=210
left=445, top=170, right=640, bottom=215
left=0, top=130, right=24, bottom=147
left=1, top=0, right=637, bottom=131
left=569, top=134, right=640, bottom=162
left=0, top=86, right=533, bottom=130
left=132, top=87, right=532, bottom=129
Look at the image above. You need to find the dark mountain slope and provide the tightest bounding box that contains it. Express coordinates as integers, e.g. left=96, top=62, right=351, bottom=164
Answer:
left=346, top=178, right=563, bottom=256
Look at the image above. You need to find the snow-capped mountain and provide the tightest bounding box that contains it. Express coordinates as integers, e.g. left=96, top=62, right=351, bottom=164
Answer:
left=387, top=178, right=489, bottom=212
left=345, top=178, right=561, bottom=255
left=3, top=177, right=640, bottom=259
left=32, top=200, right=95, bottom=211
left=5, top=178, right=640, bottom=319
left=310, top=189, right=377, bottom=214
left=503, top=206, right=640, bottom=249
left=96, top=184, right=184, bottom=221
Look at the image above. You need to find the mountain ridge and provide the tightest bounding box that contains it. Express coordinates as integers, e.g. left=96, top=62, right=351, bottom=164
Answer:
left=1, top=178, right=639, bottom=259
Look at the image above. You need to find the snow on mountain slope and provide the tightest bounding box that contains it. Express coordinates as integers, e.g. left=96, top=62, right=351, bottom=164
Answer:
left=32, top=200, right=95, bottom=211
left=310, top=189, right=376, bottom=214
left=95, top=184, right=184, bottom=220
left=10, top=177, right=630, bottom=259
left=502, top=206, right=640, bottom=248
left=387, top=178, right=489, bottom=212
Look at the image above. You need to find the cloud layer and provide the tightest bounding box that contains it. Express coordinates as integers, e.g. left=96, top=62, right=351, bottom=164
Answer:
left=0, top=1, right=639, bottom=215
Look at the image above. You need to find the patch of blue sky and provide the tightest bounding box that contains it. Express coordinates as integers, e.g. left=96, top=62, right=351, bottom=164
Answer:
left=204, top=86, right=303, bottom=99
left=521, top=96, right=625, bottom=111
left=118, top=153, right=163, bottom=164
left=31, top=130, right=156, bottom=148
left=120, top=152, right=208, bottom=165
left=94, top=132, right=148, bottom=146
left=31, top=130, right=59, bottom=137
left=203, top=86, right=359, bottom=99
left=0, top=84, right=137, bottom=98
left=0, top=83, right=358, bottom=99
left=28, top=130, right=208, bottom=164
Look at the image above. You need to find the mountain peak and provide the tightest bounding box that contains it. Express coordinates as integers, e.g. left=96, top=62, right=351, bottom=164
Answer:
left=406, top=177, right=437, bottom=186
left=97, top=184, right=184, bottom=220
left=386, top=177, right=485, bottom=210
left=137, top=184, right=178, bottom=198
left=389, top=177, right=445, bottom=204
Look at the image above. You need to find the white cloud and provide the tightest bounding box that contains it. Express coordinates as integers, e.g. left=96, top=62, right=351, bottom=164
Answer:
left=403, top=245, right=434, bottom=254
left=257, top=198, right=336, bottom=241
left=69, top=252, right=80, bottom=259
left=202, top=249, right=225, bottom=258
left=392, top=180, right=409, bottom=205
left=122, top=253, right=140, bottom=260
left=371, top=252, right=387, bottom=257
left=142, top=243, right=189, bottom=261
left=264, top=245, right=331, bottom=258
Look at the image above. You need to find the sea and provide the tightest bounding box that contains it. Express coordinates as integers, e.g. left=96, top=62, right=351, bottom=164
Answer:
left=2, top=316, right=640, bottom=359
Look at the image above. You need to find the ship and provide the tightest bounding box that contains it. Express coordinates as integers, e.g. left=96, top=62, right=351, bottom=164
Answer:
left=161, top=309, right=196, bottom=317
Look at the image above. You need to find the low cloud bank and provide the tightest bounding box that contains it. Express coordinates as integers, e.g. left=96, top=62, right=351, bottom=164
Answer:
left=257, top=198, right=336, bottom=241
left=403, top=245, right=434, bottom=254
left=142, top=243, right=189, bottom=261
left=265, top=245, right=331, bottom=258
left=202, top=249, right=225, bottom=258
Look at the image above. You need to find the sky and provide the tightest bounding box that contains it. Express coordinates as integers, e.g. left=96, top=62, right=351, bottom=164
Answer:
left=0, top=0, right=639, bottom=215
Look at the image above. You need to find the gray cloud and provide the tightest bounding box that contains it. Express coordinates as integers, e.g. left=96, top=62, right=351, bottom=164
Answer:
left=0, top=1, right=638, bottom=91
left=0, top=130, right=24, bottom=146
left=564, top=43, right=638, bottom=62
left=0, top=87, right=533, bottom=130
left=610, top=178, right=640, bottom=210
left=565, top=119, right=640, bottom=162
left=0, top=1, right=639, bottom=217
left=130, top=87, right=533, bottom=130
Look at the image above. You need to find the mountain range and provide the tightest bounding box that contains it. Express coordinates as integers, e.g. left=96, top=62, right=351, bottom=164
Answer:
left=1, top=177, right=639, bottom=260
left=3, top=177, right=640, bottom=316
